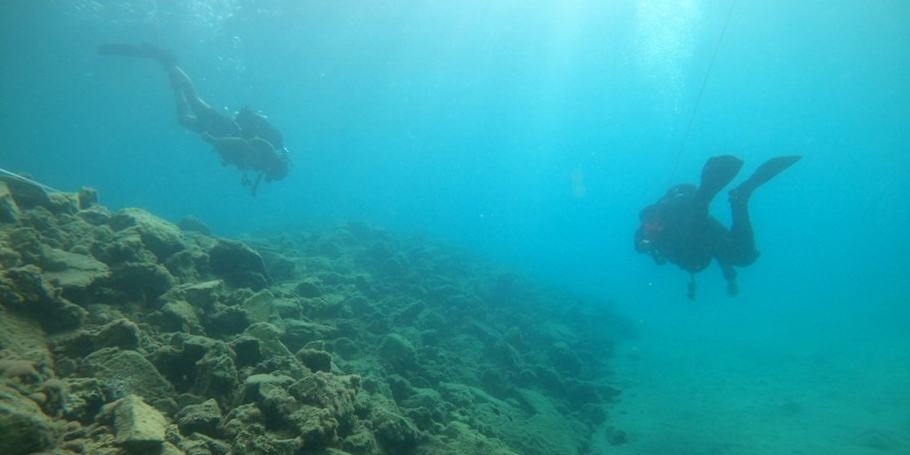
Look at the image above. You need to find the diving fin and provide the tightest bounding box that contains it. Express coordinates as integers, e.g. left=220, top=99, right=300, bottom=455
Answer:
left=696, top=155, right=744, bottom=206
left=97, top=43, right=176, bottom=67
left=731, top=155, right=801, bottom=201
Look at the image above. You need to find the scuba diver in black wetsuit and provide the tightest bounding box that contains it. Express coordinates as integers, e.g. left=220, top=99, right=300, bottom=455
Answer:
left=634, top=155, right=801, bottom=299
left=97, top=43, right=290, bottom=196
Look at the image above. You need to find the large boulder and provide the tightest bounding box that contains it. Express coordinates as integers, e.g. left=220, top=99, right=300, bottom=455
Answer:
left=38, top=246, right=110, bottom=292
left=109, top=208, right=186, bottom=261
left=108, top=262, right=175, bottom=301
left=81, top=348, right=176, bottom=409
left=0, top=265, right=86, bottom=332
left=175, top=399, right=222, bottom=437
left=208, top=239, right=271, bottom=290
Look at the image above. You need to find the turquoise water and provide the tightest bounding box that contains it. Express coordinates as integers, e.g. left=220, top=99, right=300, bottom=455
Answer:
left=2, top=1, right=909, bottom=453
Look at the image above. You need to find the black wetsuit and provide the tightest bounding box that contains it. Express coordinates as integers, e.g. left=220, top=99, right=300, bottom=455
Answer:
left=635, top=155, right=800, bottom=298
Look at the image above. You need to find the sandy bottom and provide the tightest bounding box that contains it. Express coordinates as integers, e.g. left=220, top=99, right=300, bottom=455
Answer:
left=603, top=299, right=910, bottom=455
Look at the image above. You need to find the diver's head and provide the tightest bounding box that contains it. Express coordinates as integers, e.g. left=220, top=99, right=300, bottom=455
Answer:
left=635, top=205, right=664, bottom=253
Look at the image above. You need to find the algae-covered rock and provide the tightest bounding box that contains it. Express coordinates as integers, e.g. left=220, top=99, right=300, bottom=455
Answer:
left=0, top=384, right=56, bottom=455
left=53, top=318, right=141, bottom=358
left=110, top=208, right=186, bottom=261
left=109, top=261, right=175, bottom=301
left=208, top=239, right=271, bottom=290
left=149, top=334, right=237, bottom=402
left=296, top=348, right=333, bottom=373
left=206, top=305, right=251, bottom=337
left=176, top=399, right=222, bottom=437
left=377, top=333, right=417, bottom=373
left=177, top=280, right=224, bottom=308
left=0, top=181, right=20, bottom=223
left=295, top=277, right=323, bottom=298
left=282, top=319, right=337, bottom=352
left=369, top=403, right=421, bottom=453
left=417, top=421, right=518, bottom=455
left=243, top=322, right=294, bottom=359
left=160, top=300, right=204, bottom=333
left=76, top=204, right=111, bottom=226
left=101, top=394, right=167, bottom=452
left=288, top=372, right=360, bottom=432
left=177, top=216, right=211, bottom=235
left=290, top=405, right=338, bottom=449
left=0, top=245, right=21, bottom=268
left=38, top=245, right=110, bottom=291
left=242, top=289, right=278, bottom=323
left=0, top=265, right=86, bottom=332
left=81, top=348, right=175, bottom=407
left=61, top=377, right=105, bottom=423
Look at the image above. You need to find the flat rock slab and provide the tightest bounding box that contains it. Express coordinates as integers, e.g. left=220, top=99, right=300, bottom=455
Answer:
left=81, top=348, right=175, bottom=406
left=40, top=246, right=110, bottom=289
left=106, top=394, right=167, bottom=452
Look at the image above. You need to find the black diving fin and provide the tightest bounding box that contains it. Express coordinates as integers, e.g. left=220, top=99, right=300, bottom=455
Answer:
left=97, top=43, right=176, bottom=67
left=695, top=155, right=744, bottom=208
left=732, top=155, right=802, bottom=201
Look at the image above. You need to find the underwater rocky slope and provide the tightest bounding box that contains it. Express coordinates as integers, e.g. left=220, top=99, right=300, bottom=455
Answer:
left=0, top=178, right=627, bottom=455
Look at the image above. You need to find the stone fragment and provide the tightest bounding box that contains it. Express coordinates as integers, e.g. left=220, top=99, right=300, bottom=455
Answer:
left=161, top=300, right=204, bottom=333
left=290, top=405, right=338, bottom=449
left=281, top=319, right=337, bottom=352
left=296, top=348, right=333, bottom=373
left=295, top=277, right=323, bottom=298
left=0, top=265, right=86, bottom=332
left=175, top=399, right=222, bottom=437
left=81, top=348, right=175, bottom=406
left=38, top=246, right=110, bottom=290
left=242, top=289, right=277, bottom=323
left=54, top=318, right=141, bottom=358
left=208, top=239, right=270, bottom=290
left=109, top=208, right=186, bottom=260
left=109, top=262, right=175, bottom=300
left=76, top=205, right=111, bottom=225
left=177, top=216, right=211, bottom=235
left=206, top=305, right=250, bottom=337
left=178, top=280, right=224, bottom=308
left=230, top=336, right=261, bottom=366
left=103, top=394, right=167, bottom=452
left=377, top=333, right=417, bottom=372
left=243, top=323, right=294, bottom=358
left=76, top=186, right=98, bottom=209
left=61, top=377, right=105, bottom=423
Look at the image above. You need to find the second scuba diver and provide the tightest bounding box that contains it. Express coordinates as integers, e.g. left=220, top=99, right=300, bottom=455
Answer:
left=98, top=43, right=290, bottom=196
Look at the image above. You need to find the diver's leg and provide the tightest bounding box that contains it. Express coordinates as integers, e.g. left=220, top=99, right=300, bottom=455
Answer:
left=173, top=90, right=205, bottom=133
left=726, top=196, right=759, bottom=266
left=168, top=66, right=211, bottom=115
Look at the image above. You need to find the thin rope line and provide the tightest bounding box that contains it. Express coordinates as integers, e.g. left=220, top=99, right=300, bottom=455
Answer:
left=668, top=0, right=737, bottom=180
left=0, top=167, right=64, bottom=193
